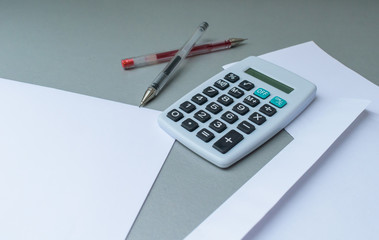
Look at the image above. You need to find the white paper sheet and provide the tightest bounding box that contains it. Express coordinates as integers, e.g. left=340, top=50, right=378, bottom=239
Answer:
left=244, top=42, right=379, bottom=240
left=0, top=78, right=174, bottom=240
left=259, top=42, right=379, bottom=137
left=186, top=42, right=378, bottom=239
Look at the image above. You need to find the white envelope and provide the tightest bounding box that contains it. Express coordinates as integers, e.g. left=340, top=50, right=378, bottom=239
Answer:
left=186, top=41, right=378, bottom=239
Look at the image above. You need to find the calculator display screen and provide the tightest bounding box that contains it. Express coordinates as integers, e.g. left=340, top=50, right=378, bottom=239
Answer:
left=245, top=68, right=294, bottom=94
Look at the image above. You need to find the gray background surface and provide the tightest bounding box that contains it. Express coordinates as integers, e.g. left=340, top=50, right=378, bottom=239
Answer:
left=0, top=0, right=378, bottom=239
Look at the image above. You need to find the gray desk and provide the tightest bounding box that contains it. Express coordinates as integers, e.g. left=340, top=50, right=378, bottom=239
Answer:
left=1, top=1, right=378, bottom=239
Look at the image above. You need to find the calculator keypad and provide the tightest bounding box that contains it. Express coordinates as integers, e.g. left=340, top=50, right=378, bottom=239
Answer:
left=165, top=72, right=287, bottom=154
left=158, top=55, right=317, bottom=168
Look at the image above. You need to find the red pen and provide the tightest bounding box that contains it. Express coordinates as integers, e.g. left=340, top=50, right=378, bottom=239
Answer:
left=121, top=38, right=246, bottom=69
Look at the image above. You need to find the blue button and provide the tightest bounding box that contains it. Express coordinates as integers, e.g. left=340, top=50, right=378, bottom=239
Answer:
left=270, top=96, right=287, bottom=108
left=254, top=88, right=270, bottom=99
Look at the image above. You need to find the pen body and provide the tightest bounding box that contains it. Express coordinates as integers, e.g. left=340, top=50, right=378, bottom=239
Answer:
left=139, top=22, right=208, bottom=107
left=122, top=40, right=231, bottom=69
left=151, top=22, right=208, bottom=94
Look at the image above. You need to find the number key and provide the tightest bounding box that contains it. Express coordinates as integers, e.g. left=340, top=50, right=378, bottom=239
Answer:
left=191, top=93, right=208, bottom=105
left=179, top=101, right=196, bottom=113
left=232, top=103, right=249, bottom=115
left=194, top=110, right=211, bottom=123
left=217, top=94, right=234, bottom=106
left=221, top=111, right=239, bottom=124
left=209, top=119, right=227, bottom=133
left=203, top=86, right=219, bottom=97
left=206, top=102, right=223, bottom=114
left=167, top=109, right=184, bottom=122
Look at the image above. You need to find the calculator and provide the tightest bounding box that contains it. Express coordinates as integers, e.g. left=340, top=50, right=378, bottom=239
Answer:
left=158, top=56, right=316, bottom=168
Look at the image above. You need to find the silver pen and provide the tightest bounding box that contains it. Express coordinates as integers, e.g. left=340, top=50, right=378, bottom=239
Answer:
left=139, top=22, right=209, bottom=107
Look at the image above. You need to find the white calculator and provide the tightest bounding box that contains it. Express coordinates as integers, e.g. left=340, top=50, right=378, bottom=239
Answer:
left=158, top=56, right=316, bottom=168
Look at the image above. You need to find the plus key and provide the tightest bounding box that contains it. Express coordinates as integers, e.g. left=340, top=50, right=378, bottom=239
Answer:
left=213, top=130, right=244, bottom=154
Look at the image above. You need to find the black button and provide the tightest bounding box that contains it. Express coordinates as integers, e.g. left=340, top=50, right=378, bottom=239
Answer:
left=238, top=121, right=255, bottom=134
left=206, top=102, right=223, bottom=114
left=249, top=112, right=266, bottom=125
left=217, top=94, right=234, bottom=106
left=202, top=86, right=219, bottom=97
left=221, top=111, right=239, bottom=124
left=259, top=104, right=277, bottom=116
left=224, top=73, right=240, bottom=83
left=196, top=128, right=215, bottom=142
left=179, top=101, right=196, bottom=113
left=228, top=87, right=244, bottom=98
left=209, top=119, right=227, bottom=133
left=238, top=80, right=255, bottom=91
left=213, top=130, right=244, bottom=154
left=167, top=109, right=184, bottom=122
left=232, top=103, right=249, bottom=115
left=181, top=118, right=199, bottom=132
left=191, top=93, right=208, bottom=105
left=194, top=110, right=211, bottom=123
left=243, top=95, right=260, bottom=107
left=214, top=79, right=230, bottom=90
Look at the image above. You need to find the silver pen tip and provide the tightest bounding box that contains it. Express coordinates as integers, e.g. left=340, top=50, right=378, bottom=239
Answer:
left=229, top=38, right=248, bottom=47
left=139, top=87, right=156, bottom=107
